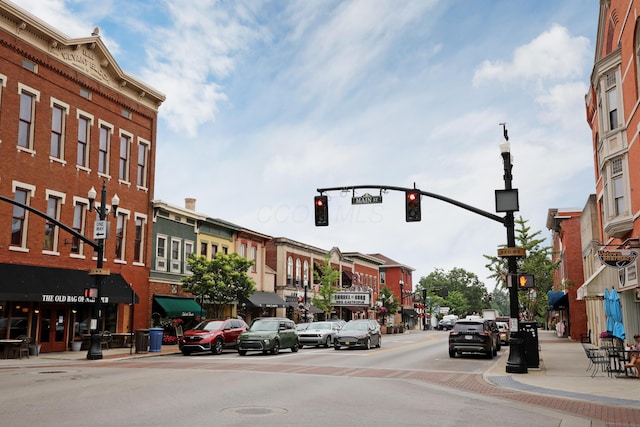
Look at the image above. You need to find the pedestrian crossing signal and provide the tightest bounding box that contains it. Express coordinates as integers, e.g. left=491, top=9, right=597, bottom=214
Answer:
left=517, top=274, right=534, bottom=289
left=84, top=288, right=98, bottom=298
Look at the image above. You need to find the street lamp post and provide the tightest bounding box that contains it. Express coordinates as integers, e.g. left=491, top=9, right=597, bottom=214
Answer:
left=86, top=181, right=119, bottom=360
left=422, top=288, right=427, bottom=330
left=399, top=280, right=404, bottom=327
left=303, top=280, right=309, bottom=322
left=497, top=129, right=527, bottom=374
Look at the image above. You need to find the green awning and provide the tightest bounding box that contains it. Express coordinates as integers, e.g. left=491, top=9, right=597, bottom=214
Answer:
left=153, top=296, right=204, bottom=317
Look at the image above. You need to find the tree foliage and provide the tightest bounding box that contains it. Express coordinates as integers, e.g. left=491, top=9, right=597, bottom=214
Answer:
left=376, top=286, right=400, bottom=324
left=181, top=252, right=256, bottom=318
left=311, top=254, right=341, bottom=318
left=417, top=267, right=488, bottom=317
left=484, top=216, right=560, bottom=323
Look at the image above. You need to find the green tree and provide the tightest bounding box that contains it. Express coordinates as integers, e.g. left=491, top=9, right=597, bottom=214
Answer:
left=182, top=252, right=256, bottom=318
left=376, top=286, right=400, bottom=324
left=484, top=216, right=560, bottom=324
left=311, top=255, right=341, bottom=319
left=418, top=267, right=488, bottom=317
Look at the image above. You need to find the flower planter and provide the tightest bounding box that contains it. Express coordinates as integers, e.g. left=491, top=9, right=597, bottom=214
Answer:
left=71, top=341, right=82, bottom=351
left=386, top=326, right=395, bottom=334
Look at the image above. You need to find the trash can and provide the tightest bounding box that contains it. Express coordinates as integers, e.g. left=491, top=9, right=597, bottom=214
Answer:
left=520, top=321, right=540, bottom=369
left=149, top=328, right=163, bottom=352
left=135, top=329, right=150, bottom=354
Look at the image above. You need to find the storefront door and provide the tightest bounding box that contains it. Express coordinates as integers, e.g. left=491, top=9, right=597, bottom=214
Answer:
left=39, top=306, right=68, bottom=353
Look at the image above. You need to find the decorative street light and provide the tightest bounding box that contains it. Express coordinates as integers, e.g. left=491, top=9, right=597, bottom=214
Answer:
left=303, top=280, right=309, bottom=322
left=399, top=279, right=404, bottom=327
left=86, top=181, right=119, bottom=360
left=496, top=126, right=527, bottom=374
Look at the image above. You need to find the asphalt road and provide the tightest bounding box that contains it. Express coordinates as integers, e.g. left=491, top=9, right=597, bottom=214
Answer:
left=0, top=331, right=591, bottom=426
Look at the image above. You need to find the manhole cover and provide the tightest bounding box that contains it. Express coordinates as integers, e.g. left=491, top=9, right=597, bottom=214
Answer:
left=220, top=406, right=287, bottom=417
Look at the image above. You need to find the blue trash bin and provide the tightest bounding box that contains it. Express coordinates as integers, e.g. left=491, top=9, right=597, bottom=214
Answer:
left=149, top=328, right=163, bottom=352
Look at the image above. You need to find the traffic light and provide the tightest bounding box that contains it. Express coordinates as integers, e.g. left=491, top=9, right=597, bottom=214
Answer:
left=488, top=293, right=492, bottom=301
left=405, top=190, right=421, bottom=222
left=314, top=195, right=328, bottom=226
left=516, top=274, right=535, bottom=289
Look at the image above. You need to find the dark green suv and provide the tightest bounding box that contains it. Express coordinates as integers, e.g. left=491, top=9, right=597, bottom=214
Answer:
left=238, top=318, right=299, bottom=355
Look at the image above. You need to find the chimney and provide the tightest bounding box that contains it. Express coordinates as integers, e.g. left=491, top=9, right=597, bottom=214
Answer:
left=185, top=198, right=196, bottom=211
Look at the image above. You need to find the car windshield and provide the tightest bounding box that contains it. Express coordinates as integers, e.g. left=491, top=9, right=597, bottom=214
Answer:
left=249, top=320, right=279, bottom=331
left=308, top=322, right=332, bottom=330
left=193, top=320, right=224, bottom=331
left=296, top=323, right=309, bottom=331
left=342, top=322, right=369, bottom=332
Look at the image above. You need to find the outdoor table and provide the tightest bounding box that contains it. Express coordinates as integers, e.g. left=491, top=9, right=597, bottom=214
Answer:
left=0, top=339, right=22, bottom=359
left=615, top=349, right=638, bottom=378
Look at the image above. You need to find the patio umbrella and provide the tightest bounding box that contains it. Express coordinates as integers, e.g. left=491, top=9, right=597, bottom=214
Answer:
left=603, top=288, right=613, bottom=334
left=610, top=288, right=625, bottom=340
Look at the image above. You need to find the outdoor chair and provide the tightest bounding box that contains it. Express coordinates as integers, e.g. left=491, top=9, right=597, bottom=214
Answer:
left=582, top=342, right=598, bottom=373
left=590, top=349, right=612, bottom=378
left=580, top=329, right=591, bottom=344
left=11, top=336, right=30, bottom=359
left=100, top=331, right=112, bottom=350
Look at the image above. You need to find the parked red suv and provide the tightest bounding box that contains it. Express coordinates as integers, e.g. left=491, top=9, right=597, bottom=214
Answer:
left=179, top=319, right=248, bottom=356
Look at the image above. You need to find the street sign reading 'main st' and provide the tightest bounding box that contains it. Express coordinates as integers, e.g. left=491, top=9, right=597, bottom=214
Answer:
left=352, top=193, right=382, bottom=205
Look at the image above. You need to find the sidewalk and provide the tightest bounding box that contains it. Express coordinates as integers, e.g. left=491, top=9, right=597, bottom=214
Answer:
left=484, top=329, right=640, bottom=407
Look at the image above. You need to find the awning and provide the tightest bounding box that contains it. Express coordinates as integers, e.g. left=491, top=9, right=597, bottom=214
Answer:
left=402, top=308, right=419, bottom=318
left=309, top=305, right=323, bottom=314
left=548, top=291, right=568, bottom=310
left=0, top=263, right=138, bottom=304
left=243, top=291, right=287, bottom=308
left=154, top=296, right=204, bottom=317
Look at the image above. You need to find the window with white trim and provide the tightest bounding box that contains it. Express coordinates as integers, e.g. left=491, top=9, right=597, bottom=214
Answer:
left=0, top=73, right=6, bottom=110
left=611, top=156, right=625, bottom=216
left=18, top=84, right=40, bottom=151
left=114, top=212, right=127, bottom=260
left=44, top=191, right=64, bottom=252
left=295, top=258, right=301, bottom=287
left=200, top=241, right=208, bottom=258
left=98, top=121, right=113, bottom=176
left=76, top=111, right=94, bottom=168
left=170, top=238, right=182, bottom=273
left=184, top=240, right=194, bottom=272
left=71, top=199, right=87, bottom=255
left=137, top=139, right=149, bottom=188
left=50, top=99, right=69, bottom=160
left=251, top=246, right=258, bottom=273
left=303, top=260, right=309, bottom=284
left=240, top=243, right=247, bottom=257
left=119, top=132, right=132, bottom=182
left=156, top=235, right=167, bottom=271
left=287, top=256, right=293, bottom=286
left=133, top=215, right=145, bottom=263
left=605, top=72, right=619, bottom=131
left=11, top=187, right=31, bottom=248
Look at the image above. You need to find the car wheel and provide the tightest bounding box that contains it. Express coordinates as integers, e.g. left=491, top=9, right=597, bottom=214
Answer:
left=182, top=349, right=191, bottom=356
left=376, top=336, right=381, bottom=348
left=271, top=340, right=280, bottom=355
left=365, top=337, right=371, bottom=350
left=486, top=348, right=493, bottom=358
left=449, top=349, right=456, bottom=358
left=238, top=350, right=247, bottom=356
left=325, top=336, right=332, bottom=348
left=212, top=338, right=224, bottom=355
left=291, top=340, right=299, bottom=353
left=334, top=345, right=340, bottom=350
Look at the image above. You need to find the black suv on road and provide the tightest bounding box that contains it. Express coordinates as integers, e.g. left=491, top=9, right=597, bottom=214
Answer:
left=448, top=318, right=500, bottom=358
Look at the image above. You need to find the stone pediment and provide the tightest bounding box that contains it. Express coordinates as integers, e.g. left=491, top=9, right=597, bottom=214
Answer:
left=0, top=1, right=165, bottom=110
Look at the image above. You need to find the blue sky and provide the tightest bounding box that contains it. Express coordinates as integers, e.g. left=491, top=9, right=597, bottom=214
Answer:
left=18, top=0, right=601, bottom=289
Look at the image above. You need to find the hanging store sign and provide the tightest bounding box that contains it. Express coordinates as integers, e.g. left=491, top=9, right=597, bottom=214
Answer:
left=597, top=249, right=638, bottom=269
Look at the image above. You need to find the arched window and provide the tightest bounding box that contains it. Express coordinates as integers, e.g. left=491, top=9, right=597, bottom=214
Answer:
left=287, top=256, right=293, bottom=286
left=303, top=260, right=309, bottom=285
left=295, top=258, right=302, bottom=287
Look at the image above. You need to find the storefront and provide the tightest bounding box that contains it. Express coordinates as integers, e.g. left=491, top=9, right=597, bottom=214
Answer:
left=0, top=263, right=138, bottom=353
left=242, top=291, right=287, bottom=322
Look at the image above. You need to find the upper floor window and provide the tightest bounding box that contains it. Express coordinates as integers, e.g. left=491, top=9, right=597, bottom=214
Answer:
left=200, top=241, right=208, bottom=257
left=18, top=87, right=38, bottom=150
left=287, top=256, right=293, bottom=281
left=212, top=244, right=218, bottom=256
left=50, top=102, right=68, bottom=160
left=612, top=156, right=625, bottom=216
left=119, top=133, right=131, bottom=182
left=98, top=122, right=113, bottom=175
left=295, top=258, right=301, bottom=286
left=134, top=216, right=145, bottom=263
left=22, top=59, right=37, bottom=73
left=251, top=246, right=257, bottom=273
left=77, top=113, right=93, bottom=168
left=114, top=212, right=127, bottom=260
left=303, top=260, right=309, bottom=284
left=80, top=88, right=91, bottom=99
left=11, top=187, right=30, bottom=248
left=156, top=235, right=167, bottom=271
left=184, top=241, right=194, bottom=272
left=137, top=140, right=149, bottom=188
left=44, top=193, right=63, bottom=252
left=240, top=243, right=247, bottom=257
left=605, top=72, right=619, bottom=131
left=71, top=200, right=87, bottom=255
left=170, top=238, right=181, bottom=273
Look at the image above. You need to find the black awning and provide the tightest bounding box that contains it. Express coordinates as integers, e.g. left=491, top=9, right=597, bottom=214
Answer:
left=153, top=295, right=204, bottom=317
left=548, top=291, right=568, bottom=310
left=0, top=263, right=138, bottom=304
left=243, top=291, right=287, bottom=308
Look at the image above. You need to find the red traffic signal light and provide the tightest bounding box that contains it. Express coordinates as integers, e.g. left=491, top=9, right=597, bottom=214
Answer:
left=314, top=195, right=328, bottom=226
left=405, top=190, right=421, bottom=222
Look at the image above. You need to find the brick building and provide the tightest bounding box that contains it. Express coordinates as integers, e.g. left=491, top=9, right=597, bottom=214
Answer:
left=0, top=2, right=164, bottom=352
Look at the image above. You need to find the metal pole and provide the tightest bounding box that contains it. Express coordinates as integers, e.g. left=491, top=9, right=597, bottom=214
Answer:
left=399, top=280, right=404, bottom=328
left=502, top=142, right=527, bottom=374
left=304, top=283, right=308, bottom=322
left=87, top=182, right=107, bottom=360
left=422, top=289, right=427, bottom=330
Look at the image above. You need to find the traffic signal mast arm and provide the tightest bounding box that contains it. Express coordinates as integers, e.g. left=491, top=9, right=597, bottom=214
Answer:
left=316, top=184, right=505, bottom=225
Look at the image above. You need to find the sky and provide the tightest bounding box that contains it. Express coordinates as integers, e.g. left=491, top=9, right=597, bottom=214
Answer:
left=16, top=0, right=601, bottom=290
